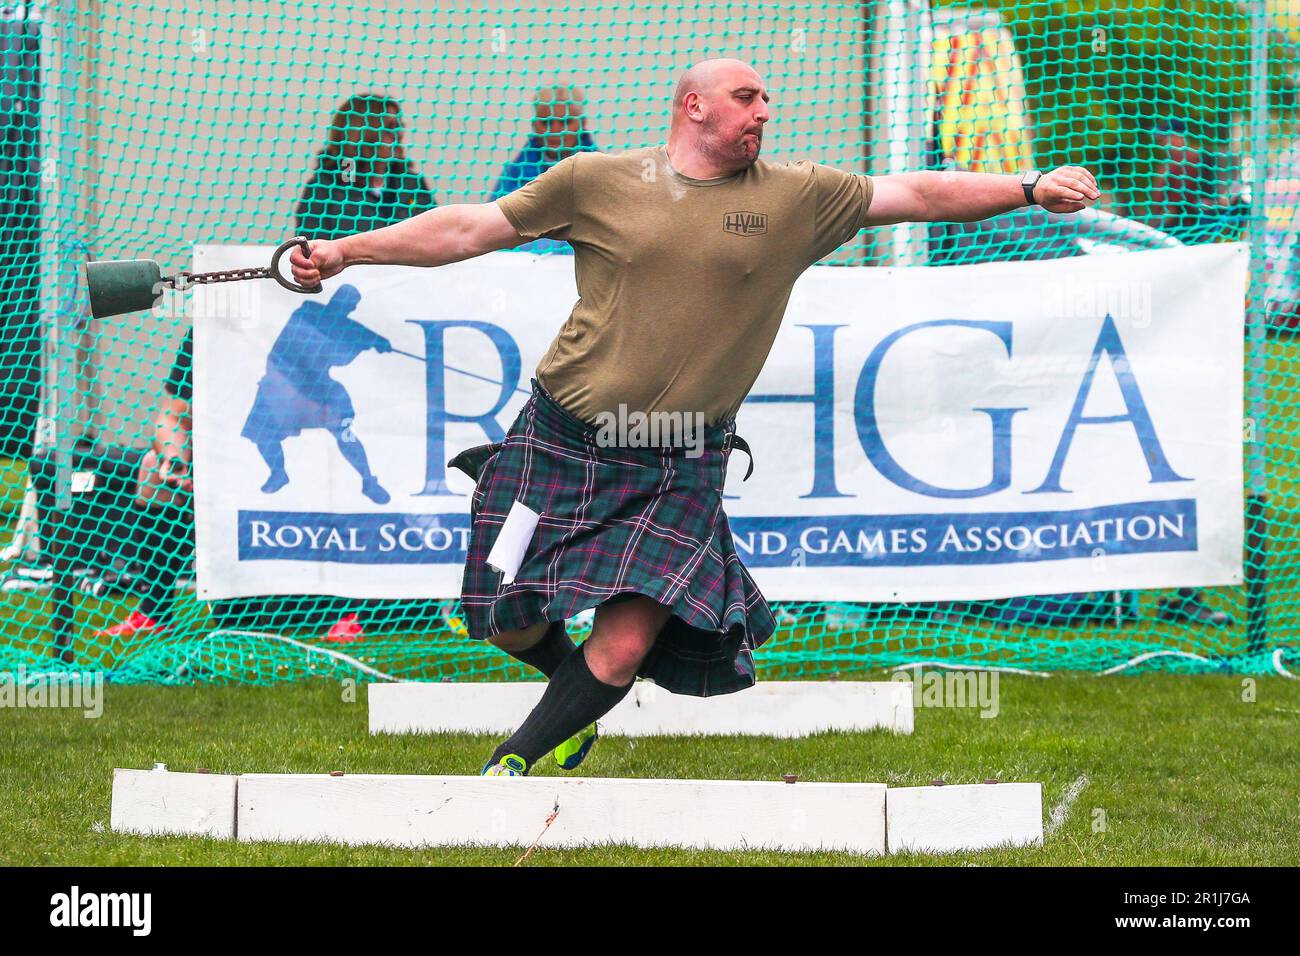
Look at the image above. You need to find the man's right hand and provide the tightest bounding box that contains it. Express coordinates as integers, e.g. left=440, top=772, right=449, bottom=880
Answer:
left=135, top=448, right=192, bottom=509
left=290, top=239, right=346, bottom=287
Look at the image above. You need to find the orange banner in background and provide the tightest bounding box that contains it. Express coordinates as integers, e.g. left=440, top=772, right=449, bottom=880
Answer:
left=929, top=15, right=1034, bottom=174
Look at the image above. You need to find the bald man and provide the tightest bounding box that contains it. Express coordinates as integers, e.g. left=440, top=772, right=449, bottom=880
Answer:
left=291, top=58, right=1100, bottom=777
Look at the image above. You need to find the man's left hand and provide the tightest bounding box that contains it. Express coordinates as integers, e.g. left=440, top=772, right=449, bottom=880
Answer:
left=1035, top=166, right=1102, bottom=213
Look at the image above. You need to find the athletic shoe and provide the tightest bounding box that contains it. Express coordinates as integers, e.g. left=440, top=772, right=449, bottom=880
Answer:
left=443, top=614, right=470, bottom=639
left=553, top=722, right=598, bottom=770
left=95, top=609, right=169, bottom=638
left=482, top=754, right=529, bottom=776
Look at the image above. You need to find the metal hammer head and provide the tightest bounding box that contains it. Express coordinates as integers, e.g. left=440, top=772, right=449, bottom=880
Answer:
left=84, top=258, right=166, bottom=319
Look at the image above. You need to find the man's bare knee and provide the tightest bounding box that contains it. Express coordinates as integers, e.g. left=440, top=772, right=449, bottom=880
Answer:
left=489, top=620, right=551, bottom=653
left=585, top=595, right=672, bottom=685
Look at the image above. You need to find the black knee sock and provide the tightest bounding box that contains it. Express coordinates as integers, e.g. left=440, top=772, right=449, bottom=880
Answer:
left=506, top=620, right=576, bottom=678
left=490, top=642, right=633, bottom=769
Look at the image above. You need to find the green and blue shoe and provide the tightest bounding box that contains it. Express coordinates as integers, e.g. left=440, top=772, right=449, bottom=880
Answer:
left=481, top=754, right=529, bottom=776
left=552, top=722, right=598, bottom=770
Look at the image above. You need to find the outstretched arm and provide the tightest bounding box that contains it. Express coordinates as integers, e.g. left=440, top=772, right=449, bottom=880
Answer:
left=290, top=202, right=525, bottom=285
left=863, top=166, right=1100, bottom=226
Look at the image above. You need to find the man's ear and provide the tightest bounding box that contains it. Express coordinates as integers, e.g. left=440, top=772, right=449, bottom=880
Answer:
left=684, top=91, right=706, bottom=122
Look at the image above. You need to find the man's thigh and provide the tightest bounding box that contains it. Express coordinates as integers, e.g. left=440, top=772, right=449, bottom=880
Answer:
left=487, top=620, right=551, bottom=653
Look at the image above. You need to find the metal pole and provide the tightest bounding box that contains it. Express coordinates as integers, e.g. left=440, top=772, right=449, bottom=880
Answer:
left=869, top=0, right=930, bottom=266
left=39, top=0, right=80, bottom=663
left=1245, top=0, right=1270, bottom=653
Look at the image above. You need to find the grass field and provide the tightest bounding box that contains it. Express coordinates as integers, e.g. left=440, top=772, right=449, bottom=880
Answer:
left=1, top=340, right=1298, bottom=865
left=2, top=673, right=1297, bottom=866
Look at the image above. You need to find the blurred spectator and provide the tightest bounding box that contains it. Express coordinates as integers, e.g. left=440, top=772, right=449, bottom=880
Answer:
left=94, top=333, right=195, bottom=638
left=93, top=331, right=375, bottom=640
left=296, top=94, right=436, bottom=238
left=1147, top=119, right=1245, bottom=244
left=491, top=84, right=599, bottom=255
left=1266, top=220, right=1300, bottom=333
left=289, top=94, right=438, bottom=641
left=491, top=84, right=599, bottom=199
left=1147, top=120, right=1236, bottom=626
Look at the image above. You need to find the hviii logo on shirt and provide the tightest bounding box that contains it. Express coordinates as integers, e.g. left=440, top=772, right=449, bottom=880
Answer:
left=723, top=211, right=768, bottom=236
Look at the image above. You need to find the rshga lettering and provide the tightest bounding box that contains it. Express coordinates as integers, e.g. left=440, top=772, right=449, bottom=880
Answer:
left=937, top=513, right=1184, bottom=553
left=796, top=526, right=927, bottom=556
left=248, top=521, right=366, bottom=551
left=377, top=524, right=468, bottom=552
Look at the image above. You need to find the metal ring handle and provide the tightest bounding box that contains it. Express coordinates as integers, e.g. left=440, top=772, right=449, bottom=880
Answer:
left=269, top=236, right=323, bottom=294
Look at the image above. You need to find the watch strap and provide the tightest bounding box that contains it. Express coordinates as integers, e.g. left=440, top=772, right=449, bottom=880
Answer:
left=1022, top=170, right=1042, bottom=207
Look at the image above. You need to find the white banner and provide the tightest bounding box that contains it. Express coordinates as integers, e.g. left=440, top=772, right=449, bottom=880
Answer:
left=194, top=242, right=1246, bottom=602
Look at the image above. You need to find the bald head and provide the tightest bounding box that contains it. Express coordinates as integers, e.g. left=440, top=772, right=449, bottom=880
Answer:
left=667, top=58, right=769, bottom=174
left=672, top=58, right=761, bottom=112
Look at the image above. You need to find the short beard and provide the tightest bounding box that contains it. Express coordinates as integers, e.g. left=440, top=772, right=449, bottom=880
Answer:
left=698, top=117, right=760, bottom=172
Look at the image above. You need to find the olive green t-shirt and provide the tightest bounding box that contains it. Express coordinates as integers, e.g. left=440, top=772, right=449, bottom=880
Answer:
left=496, top=145, right=873, bottom=425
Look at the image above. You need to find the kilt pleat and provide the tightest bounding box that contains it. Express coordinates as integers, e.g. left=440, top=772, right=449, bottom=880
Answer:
left=451, top=380, right=776, bottom=697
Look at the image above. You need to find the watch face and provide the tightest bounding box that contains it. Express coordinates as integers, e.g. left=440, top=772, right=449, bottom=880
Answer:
left=1023, top=172, right=1040, bottom=204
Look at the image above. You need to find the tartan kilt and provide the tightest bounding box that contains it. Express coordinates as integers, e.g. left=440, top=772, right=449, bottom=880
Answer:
left=451, top=380, right=776, bottom=698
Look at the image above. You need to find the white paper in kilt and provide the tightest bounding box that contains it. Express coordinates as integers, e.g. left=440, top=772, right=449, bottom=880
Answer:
left=193, top=242, right=1245, bottom=602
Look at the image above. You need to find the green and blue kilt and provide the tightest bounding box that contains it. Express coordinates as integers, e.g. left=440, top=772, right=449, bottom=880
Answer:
left=450, top=380, right=775, bottom=697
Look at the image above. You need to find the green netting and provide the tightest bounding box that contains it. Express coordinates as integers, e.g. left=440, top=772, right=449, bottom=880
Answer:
left=1, top=0, right=1298, bottom=684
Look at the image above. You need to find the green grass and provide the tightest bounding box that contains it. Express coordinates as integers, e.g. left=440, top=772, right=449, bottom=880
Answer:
left=1, top=339, right=1298, bottom=864
left=2, top=674, right=1297, bottom=866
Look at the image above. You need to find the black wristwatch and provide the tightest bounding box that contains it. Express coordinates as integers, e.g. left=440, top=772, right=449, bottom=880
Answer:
left=1021, top=169, right=1043, bottom=207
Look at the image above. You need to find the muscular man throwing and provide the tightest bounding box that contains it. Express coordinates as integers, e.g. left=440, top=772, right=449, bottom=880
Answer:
left=291, top=58, right=1099, bottom=775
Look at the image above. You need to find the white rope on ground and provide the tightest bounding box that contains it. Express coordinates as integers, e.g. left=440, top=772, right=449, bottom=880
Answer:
left=198, top=629, right=402, bottom=683
left=890, top=660, right=1052, bottom=678
left=1273, top=649, right=1298, bottom=680
left=163, top=639, right=1296, bottom=685
left=1098, top=649, right=1212, bottom=675
left=899, top=647, right=1296, bottom=681
left=1045, top=773, right=1090, bottom=836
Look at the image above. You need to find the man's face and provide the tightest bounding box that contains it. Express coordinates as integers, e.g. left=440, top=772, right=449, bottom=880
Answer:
left=697, top=68, right=770, bottom=170
left=532, top=93, right=585, bottom=154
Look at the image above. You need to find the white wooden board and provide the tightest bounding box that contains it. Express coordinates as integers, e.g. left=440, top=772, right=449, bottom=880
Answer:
left=885, top=783, right=1043, bottom=854
left=110, top=769, right=238, bottom=840
left=368, top=680, right=914, bottom=737
left=236, top=773, right=888, bottom=854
